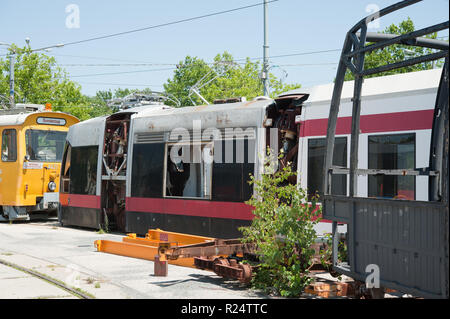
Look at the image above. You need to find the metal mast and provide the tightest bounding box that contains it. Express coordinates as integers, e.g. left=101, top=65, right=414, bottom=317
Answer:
left=262, top=0, right=269, bottom=96
left=9, top=54, right=15, bottom=108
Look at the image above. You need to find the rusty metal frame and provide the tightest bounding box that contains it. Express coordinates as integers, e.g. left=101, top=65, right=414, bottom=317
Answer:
left=322, top=0, right=449, bottom=298
left=164, top=239, right=255, bottom=260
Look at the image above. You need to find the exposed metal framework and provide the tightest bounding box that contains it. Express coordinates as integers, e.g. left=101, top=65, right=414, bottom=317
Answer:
left=107, top=91, right=181, bottom=109
left=187, top=61, right=237, bottom=106
left=322, top=0, right=449, bottom=298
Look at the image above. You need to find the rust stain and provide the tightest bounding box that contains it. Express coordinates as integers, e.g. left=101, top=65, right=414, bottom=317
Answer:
left=216, top=114, right=232, bottom=125
left=194, top=105, right=209, bottom=112
left=237, top=100, right=258, bottom=109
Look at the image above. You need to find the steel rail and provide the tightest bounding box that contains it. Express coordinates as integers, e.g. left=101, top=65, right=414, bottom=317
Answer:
left=0, top=257, right=94, bottom=299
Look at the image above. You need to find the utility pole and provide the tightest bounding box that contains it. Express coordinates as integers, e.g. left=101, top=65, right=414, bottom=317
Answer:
left=9, top=53, right=15, bottom=108
left=262, top=0, right=269, bottom=96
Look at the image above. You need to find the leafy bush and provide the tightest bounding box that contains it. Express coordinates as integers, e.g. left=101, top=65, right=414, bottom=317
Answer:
left=239, top=163, right=322, bottom=297
left=319, top=233, right=348, bottom=273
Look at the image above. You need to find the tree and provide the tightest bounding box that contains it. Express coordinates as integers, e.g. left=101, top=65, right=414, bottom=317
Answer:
left=164, top=52, right=300, bottom=107
left=0, top=45, right=88, bottom=107
left=345, top=17, right=443, bottom=81
left=94, top=90, right=113, bottom=104
left=53, top=89, right=122, bottom=121
left=163, top=56, right=213, bottom=107
left=53, top=104, right=113, bottom=121
left=0, top=46, right=121, bottom=120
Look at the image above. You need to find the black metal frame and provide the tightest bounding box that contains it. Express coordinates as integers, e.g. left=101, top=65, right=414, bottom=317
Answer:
left=322, top=0, right=449, bottom=298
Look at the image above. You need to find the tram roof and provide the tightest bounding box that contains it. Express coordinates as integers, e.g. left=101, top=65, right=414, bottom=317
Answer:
left=0, top=113, right=32, bottom=126
left=0, top=110, right=78, bottom=127
left=66, top=115, right=107, bottom=147
left=66, top=98, right=281, bottom=146
left=131, top=97, right=275, bottom=120
left=130, top=97, right=278, bottom=133
left=281, top=68, right=442, bottom=105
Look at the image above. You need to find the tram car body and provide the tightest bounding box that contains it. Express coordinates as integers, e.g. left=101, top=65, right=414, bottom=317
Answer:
left=59, top=68, right=441, bottom=238
left=294, top=68, right=441, bottom=203
left=0, top=104, right=79, bottom=221
left=59, top=96, right=304, bottom=238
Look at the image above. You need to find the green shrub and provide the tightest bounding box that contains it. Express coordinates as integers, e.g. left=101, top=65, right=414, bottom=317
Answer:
left=319, top=233, right=348, bottom=273
left=239, top=162, right=322, bottom=297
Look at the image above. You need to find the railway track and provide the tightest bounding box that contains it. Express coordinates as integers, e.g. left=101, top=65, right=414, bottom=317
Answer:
left=0, top=258, right=94, bottom=299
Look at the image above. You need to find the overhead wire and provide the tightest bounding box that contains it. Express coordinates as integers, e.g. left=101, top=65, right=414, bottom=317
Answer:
left=48, top=53, right=176, bottom=64
left=2, top=0, right=342, bottom=89
left=31, top=0, right=280, bottom=51
left=67, top=62, right=338, bottom=78
left=63, top=49, right=342, bottom=78
left=53, top=48, right=341, bottom=67
left=60, top=63, right=177, bottom=67
left=76, top=81, right=164, bottom=87
left=61, top=61, right=338, bottom=68
left=69, top=67, right=176, bottom=78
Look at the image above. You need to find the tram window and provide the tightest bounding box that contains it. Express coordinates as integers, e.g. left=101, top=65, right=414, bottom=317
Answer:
left=212, top=138, right=255, bottom=202
left=70, top=146, right=98, bottom=195
left=165, top=142, right=213, bottom=199
left=307, top=137, right=347, bottom=198
left=25, top=130, right=67, bottom=162
left=368, top=133, right=415, bottom=200
left=131, top=143, right=165, bottom=198
left=60, top=143, right=72, bottom=193
left=1, top=129, right=17, bottom=162
left=62, top=144, right=71, bottom=177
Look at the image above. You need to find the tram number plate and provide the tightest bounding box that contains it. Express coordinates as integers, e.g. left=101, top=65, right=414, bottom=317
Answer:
left=37, top=117, right=66, bottom=126
left=23, top=162, right=43, bottom=169
left=44, top=192, right=59, bottom=204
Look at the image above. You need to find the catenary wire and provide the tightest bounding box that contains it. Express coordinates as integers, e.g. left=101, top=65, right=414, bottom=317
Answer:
left=31, top=0, right=280, bottom=51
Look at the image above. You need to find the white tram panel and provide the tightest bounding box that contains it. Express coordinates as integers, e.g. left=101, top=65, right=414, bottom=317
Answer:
left=292, top=68, right=442, bottom=200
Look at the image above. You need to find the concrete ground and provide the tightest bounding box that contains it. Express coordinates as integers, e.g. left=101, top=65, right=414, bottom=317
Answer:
left=0, top=219, right=267, bottom=299
left=0, top=262, right=77, bottom=299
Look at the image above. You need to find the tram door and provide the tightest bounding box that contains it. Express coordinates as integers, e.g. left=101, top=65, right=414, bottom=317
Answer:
left=101, top=113, right=131, bottom=231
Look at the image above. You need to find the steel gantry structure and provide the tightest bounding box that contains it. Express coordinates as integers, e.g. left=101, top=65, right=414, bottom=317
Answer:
left=322, top=0, right=449, bottom=298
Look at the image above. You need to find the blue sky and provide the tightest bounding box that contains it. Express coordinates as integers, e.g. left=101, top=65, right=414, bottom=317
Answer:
left=1, top=0, right=448, bottom=96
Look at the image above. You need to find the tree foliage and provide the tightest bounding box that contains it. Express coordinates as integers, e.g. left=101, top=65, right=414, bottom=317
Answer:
left=0, top=45, right=88, bottom=107
left=239, top=157, right=321, bottom=297
left=0, top=45, right=117, bottom=120
left=53, top=88, right=144, bottom=121
left=164, top=52, right=300, bottom=107
left=1, top=47, right=302, bottom=118
left=53, top=104, right=113, bottom=121
left=345, top=17, right=443, bottom=81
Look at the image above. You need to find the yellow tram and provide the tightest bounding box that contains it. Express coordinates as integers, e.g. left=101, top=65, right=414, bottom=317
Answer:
left=0, top=104, right=79, bottom=221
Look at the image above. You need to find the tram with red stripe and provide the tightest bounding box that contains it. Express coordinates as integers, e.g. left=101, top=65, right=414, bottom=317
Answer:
left=58, top=68, right=441, bottom=237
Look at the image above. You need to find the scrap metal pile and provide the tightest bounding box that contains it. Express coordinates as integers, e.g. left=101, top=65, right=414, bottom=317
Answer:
left=94, top=229, right=328, bottom=283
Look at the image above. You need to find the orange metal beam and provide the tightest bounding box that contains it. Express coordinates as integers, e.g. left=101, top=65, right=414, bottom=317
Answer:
left=144, top=229, right=214, bottom=245
left=94, top=229, right=215, bottom=269
left=94, top=239, right=199, bottom=268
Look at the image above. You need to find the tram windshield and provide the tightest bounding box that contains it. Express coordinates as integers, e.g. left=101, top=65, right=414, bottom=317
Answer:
left=25, top=130, right=67, bottom=162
